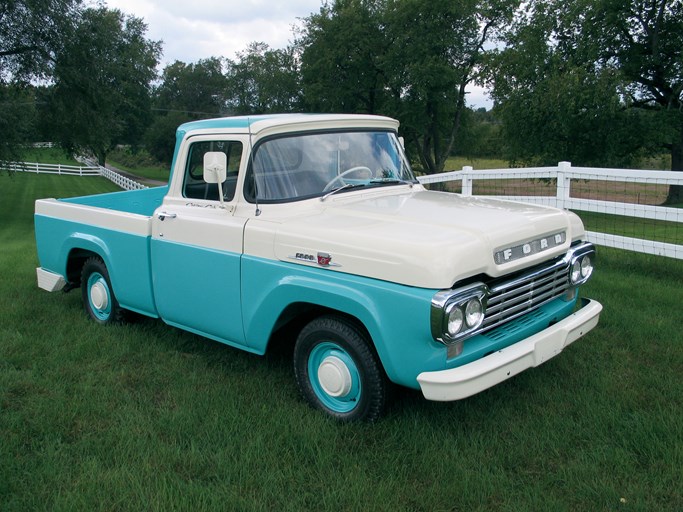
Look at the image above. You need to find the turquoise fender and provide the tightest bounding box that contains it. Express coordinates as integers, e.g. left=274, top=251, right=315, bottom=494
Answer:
left=241, top=255, right=445, bottom=389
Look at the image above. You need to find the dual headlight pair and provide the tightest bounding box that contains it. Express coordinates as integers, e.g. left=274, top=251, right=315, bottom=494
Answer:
left=431, top=284, right=488, bottom=345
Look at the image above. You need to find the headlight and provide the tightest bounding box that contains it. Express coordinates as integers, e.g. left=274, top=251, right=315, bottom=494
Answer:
left=568, top=246, right=596, bottom=286
left=571, top=260, right=582, bottom=284
left=465, top=298, right=484, bottom=328
left=581, top=255, right=593, bottom=278
left=447, top=305, right=464, bottom=336
left=431, top=284, right=488, bottom=345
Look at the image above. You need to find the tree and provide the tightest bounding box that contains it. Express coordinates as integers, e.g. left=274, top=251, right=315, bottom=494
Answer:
left=492, top=0, right=683, bottom=202
left=595, top=0, right=683, bottom=203
left=382, top=0, right=518, bottom=174
left=0, top=84, right=37, bottom=165
left=0, top=0, right=82, bottom=83
left=46, top=7, right=161, bottom=166
left=146, top=58, right=229, bottom=164
left=298, top=0, right=518, bottom=174
left=153, top=57, right=229, bottom=117
left=225, top=42, right=302, bottom=115
left=298, top=0, right=387, bottom=114
left=0, top=0, right=82, bottom=164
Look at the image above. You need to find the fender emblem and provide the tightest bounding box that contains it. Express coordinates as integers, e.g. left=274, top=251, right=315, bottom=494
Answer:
left=289, top=252, right=341, bottom=268
left=317, top=252, right=332, bottom=266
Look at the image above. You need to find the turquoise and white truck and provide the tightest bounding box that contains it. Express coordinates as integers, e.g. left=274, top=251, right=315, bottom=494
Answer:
left=35, top=114, right=602, bottom=421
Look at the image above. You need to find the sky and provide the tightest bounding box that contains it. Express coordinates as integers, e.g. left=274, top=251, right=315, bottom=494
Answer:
left=101, top=0, right=492, bottom=109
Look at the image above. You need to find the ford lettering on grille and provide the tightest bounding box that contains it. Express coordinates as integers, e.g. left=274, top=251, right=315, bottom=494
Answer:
left=494, top=232, right=566, bottom=264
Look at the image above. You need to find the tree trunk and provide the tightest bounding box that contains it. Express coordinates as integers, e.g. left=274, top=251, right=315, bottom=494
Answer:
left=665, top=125, right=683, bottom=205
left=95, top=149, right=107, bottom=168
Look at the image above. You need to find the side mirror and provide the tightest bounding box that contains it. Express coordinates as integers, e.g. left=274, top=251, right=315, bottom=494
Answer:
left=203, top=152, right=227, bottom=184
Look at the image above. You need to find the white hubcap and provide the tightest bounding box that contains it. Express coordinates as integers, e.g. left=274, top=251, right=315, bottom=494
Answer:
left=90, top=281, right=109, bottom=310
left=317, top=356, right=352, bottom=397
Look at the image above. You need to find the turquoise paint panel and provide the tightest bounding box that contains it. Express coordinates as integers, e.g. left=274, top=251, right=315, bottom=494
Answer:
left=241, top=255, right=583, bottom=390
left=178, top=115, right=275, bottom=133
left=34, top=214, right=157, bottom=317
left=150, top=239, right=245, bottom=346
left=241, top=255, right=443, bottom=388
left=63, top=186, right=168, bottom=216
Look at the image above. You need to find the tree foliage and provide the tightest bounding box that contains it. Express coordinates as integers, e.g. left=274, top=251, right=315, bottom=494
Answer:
left=0, top=84, right=37, bottom=165
left=154, top=58, right=228, bottom=117
left=145, top=58, right=229, bottom=164
left=0, top=0, right=81, bottom=83
left=492, top=0, right=682, bottom=187
left=226, top=42, right=302, bottom=115
left=46, top=7, right=161, bottom=166
left=0, top=0, right=82, bottom=164
left=298, top=0, right=387, bottom=114
left=298, top=0, right=516, bottom=174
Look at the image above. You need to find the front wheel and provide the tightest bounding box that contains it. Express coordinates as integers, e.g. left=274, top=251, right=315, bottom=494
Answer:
left=294, top=316, right=388, bottom=422
left=81, top=256, right=125, bottom=324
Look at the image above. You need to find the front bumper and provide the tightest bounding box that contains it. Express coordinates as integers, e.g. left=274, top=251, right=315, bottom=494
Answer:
left=417, top=298, right=602, bottom=401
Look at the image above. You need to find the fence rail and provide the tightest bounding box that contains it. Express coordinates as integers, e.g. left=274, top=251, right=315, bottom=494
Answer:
left=6, top=160, right=147, bottom=191
left=418, top=162, right=683, bottom=260
left=3, top=161, right=101, bottom=176
left=8, top=158, right=682, bottom=259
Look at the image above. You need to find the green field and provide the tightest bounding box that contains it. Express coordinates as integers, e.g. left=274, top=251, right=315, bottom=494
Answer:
left=16, top=147, right=81, bottom=166
left=1, top=172, right=682, bottom=511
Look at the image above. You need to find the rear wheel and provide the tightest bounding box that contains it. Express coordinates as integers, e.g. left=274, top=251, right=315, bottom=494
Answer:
left=81, top=256, right=125, bottom=324
left=294, top=316, right=388, bottom=422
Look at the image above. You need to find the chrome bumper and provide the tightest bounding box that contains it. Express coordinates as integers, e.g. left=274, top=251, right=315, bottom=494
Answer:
left=417, top=298, right=602, bottom=401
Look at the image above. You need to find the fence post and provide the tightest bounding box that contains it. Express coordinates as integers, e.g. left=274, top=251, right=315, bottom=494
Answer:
left=462, top=166, right=473, bottom=196
left=557, top=161, right=572, bottom=209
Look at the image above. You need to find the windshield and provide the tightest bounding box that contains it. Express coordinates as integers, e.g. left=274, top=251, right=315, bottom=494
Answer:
left=247, top=130, right=416, bottom=203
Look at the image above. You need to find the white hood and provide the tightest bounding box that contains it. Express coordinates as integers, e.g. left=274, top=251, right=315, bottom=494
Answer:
left=271, top=189, right=584, bottom=289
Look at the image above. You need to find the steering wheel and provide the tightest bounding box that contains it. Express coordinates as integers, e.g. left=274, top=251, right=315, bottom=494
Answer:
left=322, top=166, right=373, bottom=192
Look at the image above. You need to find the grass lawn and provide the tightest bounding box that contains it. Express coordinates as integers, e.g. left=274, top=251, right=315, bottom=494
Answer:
left=1, top=172, right=682, bottom=511
left=444, top=156, right=510, bottom=171
left=16, top=147, right=81, bottom=166
left=107, top=160, right=170, bottom=183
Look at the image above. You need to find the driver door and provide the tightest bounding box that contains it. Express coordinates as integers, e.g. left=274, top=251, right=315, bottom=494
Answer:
left=150, top=137, right=248, bottom=347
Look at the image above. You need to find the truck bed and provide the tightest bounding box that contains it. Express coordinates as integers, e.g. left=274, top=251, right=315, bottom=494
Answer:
left=62, top=186, right=168, bottom=216
left=34, top=186, right=168, bottom=317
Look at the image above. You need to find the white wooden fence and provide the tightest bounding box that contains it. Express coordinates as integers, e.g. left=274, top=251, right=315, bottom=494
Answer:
left=4, top=161, right=101, bottom=176
left=6, top=160, right=147, bottom=191
left=7, top=158, right=682, bottom=259
left=418, top=161, right=683, bottom=260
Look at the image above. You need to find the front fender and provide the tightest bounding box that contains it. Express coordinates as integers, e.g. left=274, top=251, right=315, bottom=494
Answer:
left=241, top=256, right=444, bottom=388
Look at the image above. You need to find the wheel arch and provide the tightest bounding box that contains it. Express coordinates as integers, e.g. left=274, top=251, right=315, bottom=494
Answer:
left=62, top=234, right=112, bottom=288
left=266, top=302, right=380, bottom=362
left=243, top=276, right=394, bottom=379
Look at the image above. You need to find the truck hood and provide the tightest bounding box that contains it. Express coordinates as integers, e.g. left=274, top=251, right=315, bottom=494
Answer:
left=272, top=189, right=583, bottom=289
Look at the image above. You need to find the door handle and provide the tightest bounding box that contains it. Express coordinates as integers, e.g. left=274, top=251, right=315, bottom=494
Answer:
left=157, top=212, right=177, bottom=221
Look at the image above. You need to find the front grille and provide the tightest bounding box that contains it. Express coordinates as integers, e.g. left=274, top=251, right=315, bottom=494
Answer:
left=480, top=255, right=573, bottom=335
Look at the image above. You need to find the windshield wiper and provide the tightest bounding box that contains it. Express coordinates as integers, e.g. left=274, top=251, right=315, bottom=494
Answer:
left=320, top=183, right=365, bottom=202
left=369, top=178, right=415, bottom=187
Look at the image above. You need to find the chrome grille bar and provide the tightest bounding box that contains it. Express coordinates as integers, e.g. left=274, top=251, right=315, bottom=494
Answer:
left=479, top=254, right=574, bottom=334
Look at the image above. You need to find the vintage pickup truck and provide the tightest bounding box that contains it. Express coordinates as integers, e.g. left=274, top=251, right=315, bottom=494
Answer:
left=35, top=114, right=602, bottom=421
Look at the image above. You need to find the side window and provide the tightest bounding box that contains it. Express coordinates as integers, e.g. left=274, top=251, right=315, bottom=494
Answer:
left=182, top=140, right=243, bottom=201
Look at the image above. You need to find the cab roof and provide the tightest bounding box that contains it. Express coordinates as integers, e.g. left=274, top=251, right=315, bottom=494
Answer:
left=177, top=113, right=399, bottom=137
